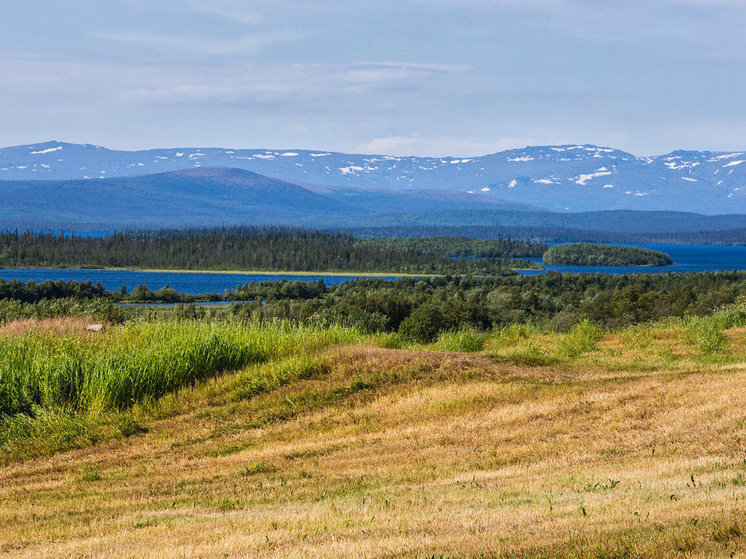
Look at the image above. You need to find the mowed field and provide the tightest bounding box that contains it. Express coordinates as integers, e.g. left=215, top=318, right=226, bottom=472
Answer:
left=1, top=319, right=746, bottom=557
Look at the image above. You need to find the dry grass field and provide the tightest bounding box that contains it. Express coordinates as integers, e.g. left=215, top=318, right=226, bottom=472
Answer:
left=2, top=320, right=746, bottom=557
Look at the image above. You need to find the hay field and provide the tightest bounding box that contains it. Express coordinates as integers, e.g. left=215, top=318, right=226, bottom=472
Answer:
left=1, top=319, right=745, bottom=557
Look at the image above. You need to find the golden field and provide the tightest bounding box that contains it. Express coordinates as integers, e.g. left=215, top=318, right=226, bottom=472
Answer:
left=1, top=318, right=746, bottom=557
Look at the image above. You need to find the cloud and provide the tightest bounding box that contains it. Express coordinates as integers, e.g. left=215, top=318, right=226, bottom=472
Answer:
left=109, top=61, right=469, bottom=106
left=671, top=0, right=746, bottom=7
left=185, top=1, right=263, bottom=24
left=355, top=134, right=423, bottom=156
left=0, top=52, right=466, bottom=108
left=90, top=29, right=299, bottom=55
left=354, top=134, right=533, bottom=157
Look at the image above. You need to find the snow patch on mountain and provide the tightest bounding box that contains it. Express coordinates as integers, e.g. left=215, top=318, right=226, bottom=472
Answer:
left=576, top=169, right=612, bottom=186
left=30, top=146, right=63, bottom=155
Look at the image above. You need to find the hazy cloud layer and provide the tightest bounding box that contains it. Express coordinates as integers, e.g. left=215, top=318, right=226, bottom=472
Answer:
left=1, top=1, right=744, bottom=155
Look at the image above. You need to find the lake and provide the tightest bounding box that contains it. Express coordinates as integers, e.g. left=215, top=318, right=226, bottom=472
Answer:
left=521, top=243, right=746, bottom=276
left=0, top=269, right=381, bottom=296
left=2, top=244, right=746, bottom=294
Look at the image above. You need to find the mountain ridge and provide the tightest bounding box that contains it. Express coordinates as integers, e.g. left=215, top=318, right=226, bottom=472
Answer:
left=2, top=140, right=746, bottom=213
left=0, top=166, right=527, bottom=229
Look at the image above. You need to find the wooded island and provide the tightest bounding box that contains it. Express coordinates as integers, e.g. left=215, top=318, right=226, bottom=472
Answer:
left=543, top=243, right=673, bottom=266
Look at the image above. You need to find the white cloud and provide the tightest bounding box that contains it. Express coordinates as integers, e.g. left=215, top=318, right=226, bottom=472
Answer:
left=185, top=1, right=263, bottom=24
left=355, top=134, right=423, bottom=155
left=671, top=0, right=746, bottom=7
left=354, top=134, right=530, bottom=157
left=90, top=29, right=299, bottom=55
left=111, top=61, right=468, bottom=105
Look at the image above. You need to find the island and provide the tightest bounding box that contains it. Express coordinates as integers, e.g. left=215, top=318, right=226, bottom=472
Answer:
left=542, top=243, right=673, bottom=266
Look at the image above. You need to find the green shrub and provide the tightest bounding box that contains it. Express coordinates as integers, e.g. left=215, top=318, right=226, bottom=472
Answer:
left=708, top=302, right=746, bottom=330
left=398, top=304, right=455, bottom=343
left=492, top=324, right=535, bottom=347
left=508, top=343, right=556, bottom=366
left=0, top=297, right=130, bottom=325
left=691, top=322, right=728, bottom=355
left=559, top=320, right=603, bottom=358
left=376, top=332, right=408, bottom=349
left=434, top=329, right=485, bottom=352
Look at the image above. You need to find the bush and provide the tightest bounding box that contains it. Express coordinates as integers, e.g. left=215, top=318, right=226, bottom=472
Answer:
left=492, top=323, right=535, bottom=347
left=398, top=304, right=455, bottom=343
left=559, top=320, right=603, bottom=358
left=691, top=321, right=728, bottom=355
left=434, top=329, right=485, bottom=352
left=709, top=301, right=746, bottom=330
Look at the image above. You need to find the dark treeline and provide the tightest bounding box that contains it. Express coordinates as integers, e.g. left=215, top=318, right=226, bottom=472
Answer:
left=356, top=236, right=547, bottom=258
left=3, top=271, right=746, bottom=341
left=229, top=271, right=746, bottom=339
left=542, top=243, right=673, bottom=266
left=0, top=228, right=539, bottom=275
left=0, top=278, right=107, bottom=303
left=349, top=226, right=746, bottom=245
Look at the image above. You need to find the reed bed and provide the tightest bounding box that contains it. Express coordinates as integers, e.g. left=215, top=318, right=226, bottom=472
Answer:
left=0, top=321, right=359, bottom=429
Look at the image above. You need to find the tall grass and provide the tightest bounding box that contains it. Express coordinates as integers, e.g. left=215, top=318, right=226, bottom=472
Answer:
left=0, top=321, right=359, bottom=417
left=0, top=297, right=129, bottom=324
left=689, top=321, right=729, bottom=356
left=558, top=319, right=603, bottom=358
left=0, top=320, right=360, bottom=462
left=433, top=328, right=485, bottom=352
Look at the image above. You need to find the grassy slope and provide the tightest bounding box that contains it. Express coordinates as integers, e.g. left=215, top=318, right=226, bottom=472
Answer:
left=2, top=323, right=746, bottom=557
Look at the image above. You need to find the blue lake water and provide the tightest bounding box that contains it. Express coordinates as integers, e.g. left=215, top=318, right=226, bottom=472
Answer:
left=2, top=244, right=746, bottom=294
left=0, top=269, right=378, bottom=296
left=521, top=243, right=746, bottom=276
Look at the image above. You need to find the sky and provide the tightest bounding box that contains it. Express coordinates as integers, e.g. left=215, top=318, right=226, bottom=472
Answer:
left=1, top=0, right=745, bottom=157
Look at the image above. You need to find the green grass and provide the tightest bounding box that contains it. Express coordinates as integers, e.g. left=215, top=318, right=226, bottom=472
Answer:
left=433, top=329, right=486, bottom=352
left=0, top=297, right=129, bottom=324
left=6, top=311, right=746, bottom=556
left=558, top=319, right=603, bottom=358
left=0, top=321, right=361, bottom=463
left=0, top=321, right=361, bottom=417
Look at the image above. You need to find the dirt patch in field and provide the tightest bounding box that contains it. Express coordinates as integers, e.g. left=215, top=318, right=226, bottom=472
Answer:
left=0, top=317, right=102, bottom=337
left=335, top=346, right=584, bottom=384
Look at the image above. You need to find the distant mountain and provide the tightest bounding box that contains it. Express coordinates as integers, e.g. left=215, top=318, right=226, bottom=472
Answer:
left=2, top=141, right=746, bottom=213
left=304, top=209, right=746, bottom=233
left=349, top=224, right=746, bottom=245
left=0, top=167, right=525, bottom=229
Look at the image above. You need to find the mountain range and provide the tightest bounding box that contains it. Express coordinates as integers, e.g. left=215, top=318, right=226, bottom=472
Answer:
left=3, top=140, right=746, bottom=234
left=2, top=141, right=746, bottom=214
left=0, top=167, right=526, bottom=229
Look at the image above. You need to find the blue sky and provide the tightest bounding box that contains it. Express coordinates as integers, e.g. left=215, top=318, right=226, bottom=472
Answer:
left=2, top=0, right=745, bottom=156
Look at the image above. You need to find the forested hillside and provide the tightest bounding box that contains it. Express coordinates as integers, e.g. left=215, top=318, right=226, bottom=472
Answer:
left=357, top=236, right=546, bottom=258
left=0, top=228, right=540, bottom=275
left=350, top=225, right=746, bottom=245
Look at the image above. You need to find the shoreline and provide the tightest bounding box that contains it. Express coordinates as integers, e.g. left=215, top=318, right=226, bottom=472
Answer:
left=0, top=266, right=429, bottom=278
left=0, top=265, right=540, bottom=277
